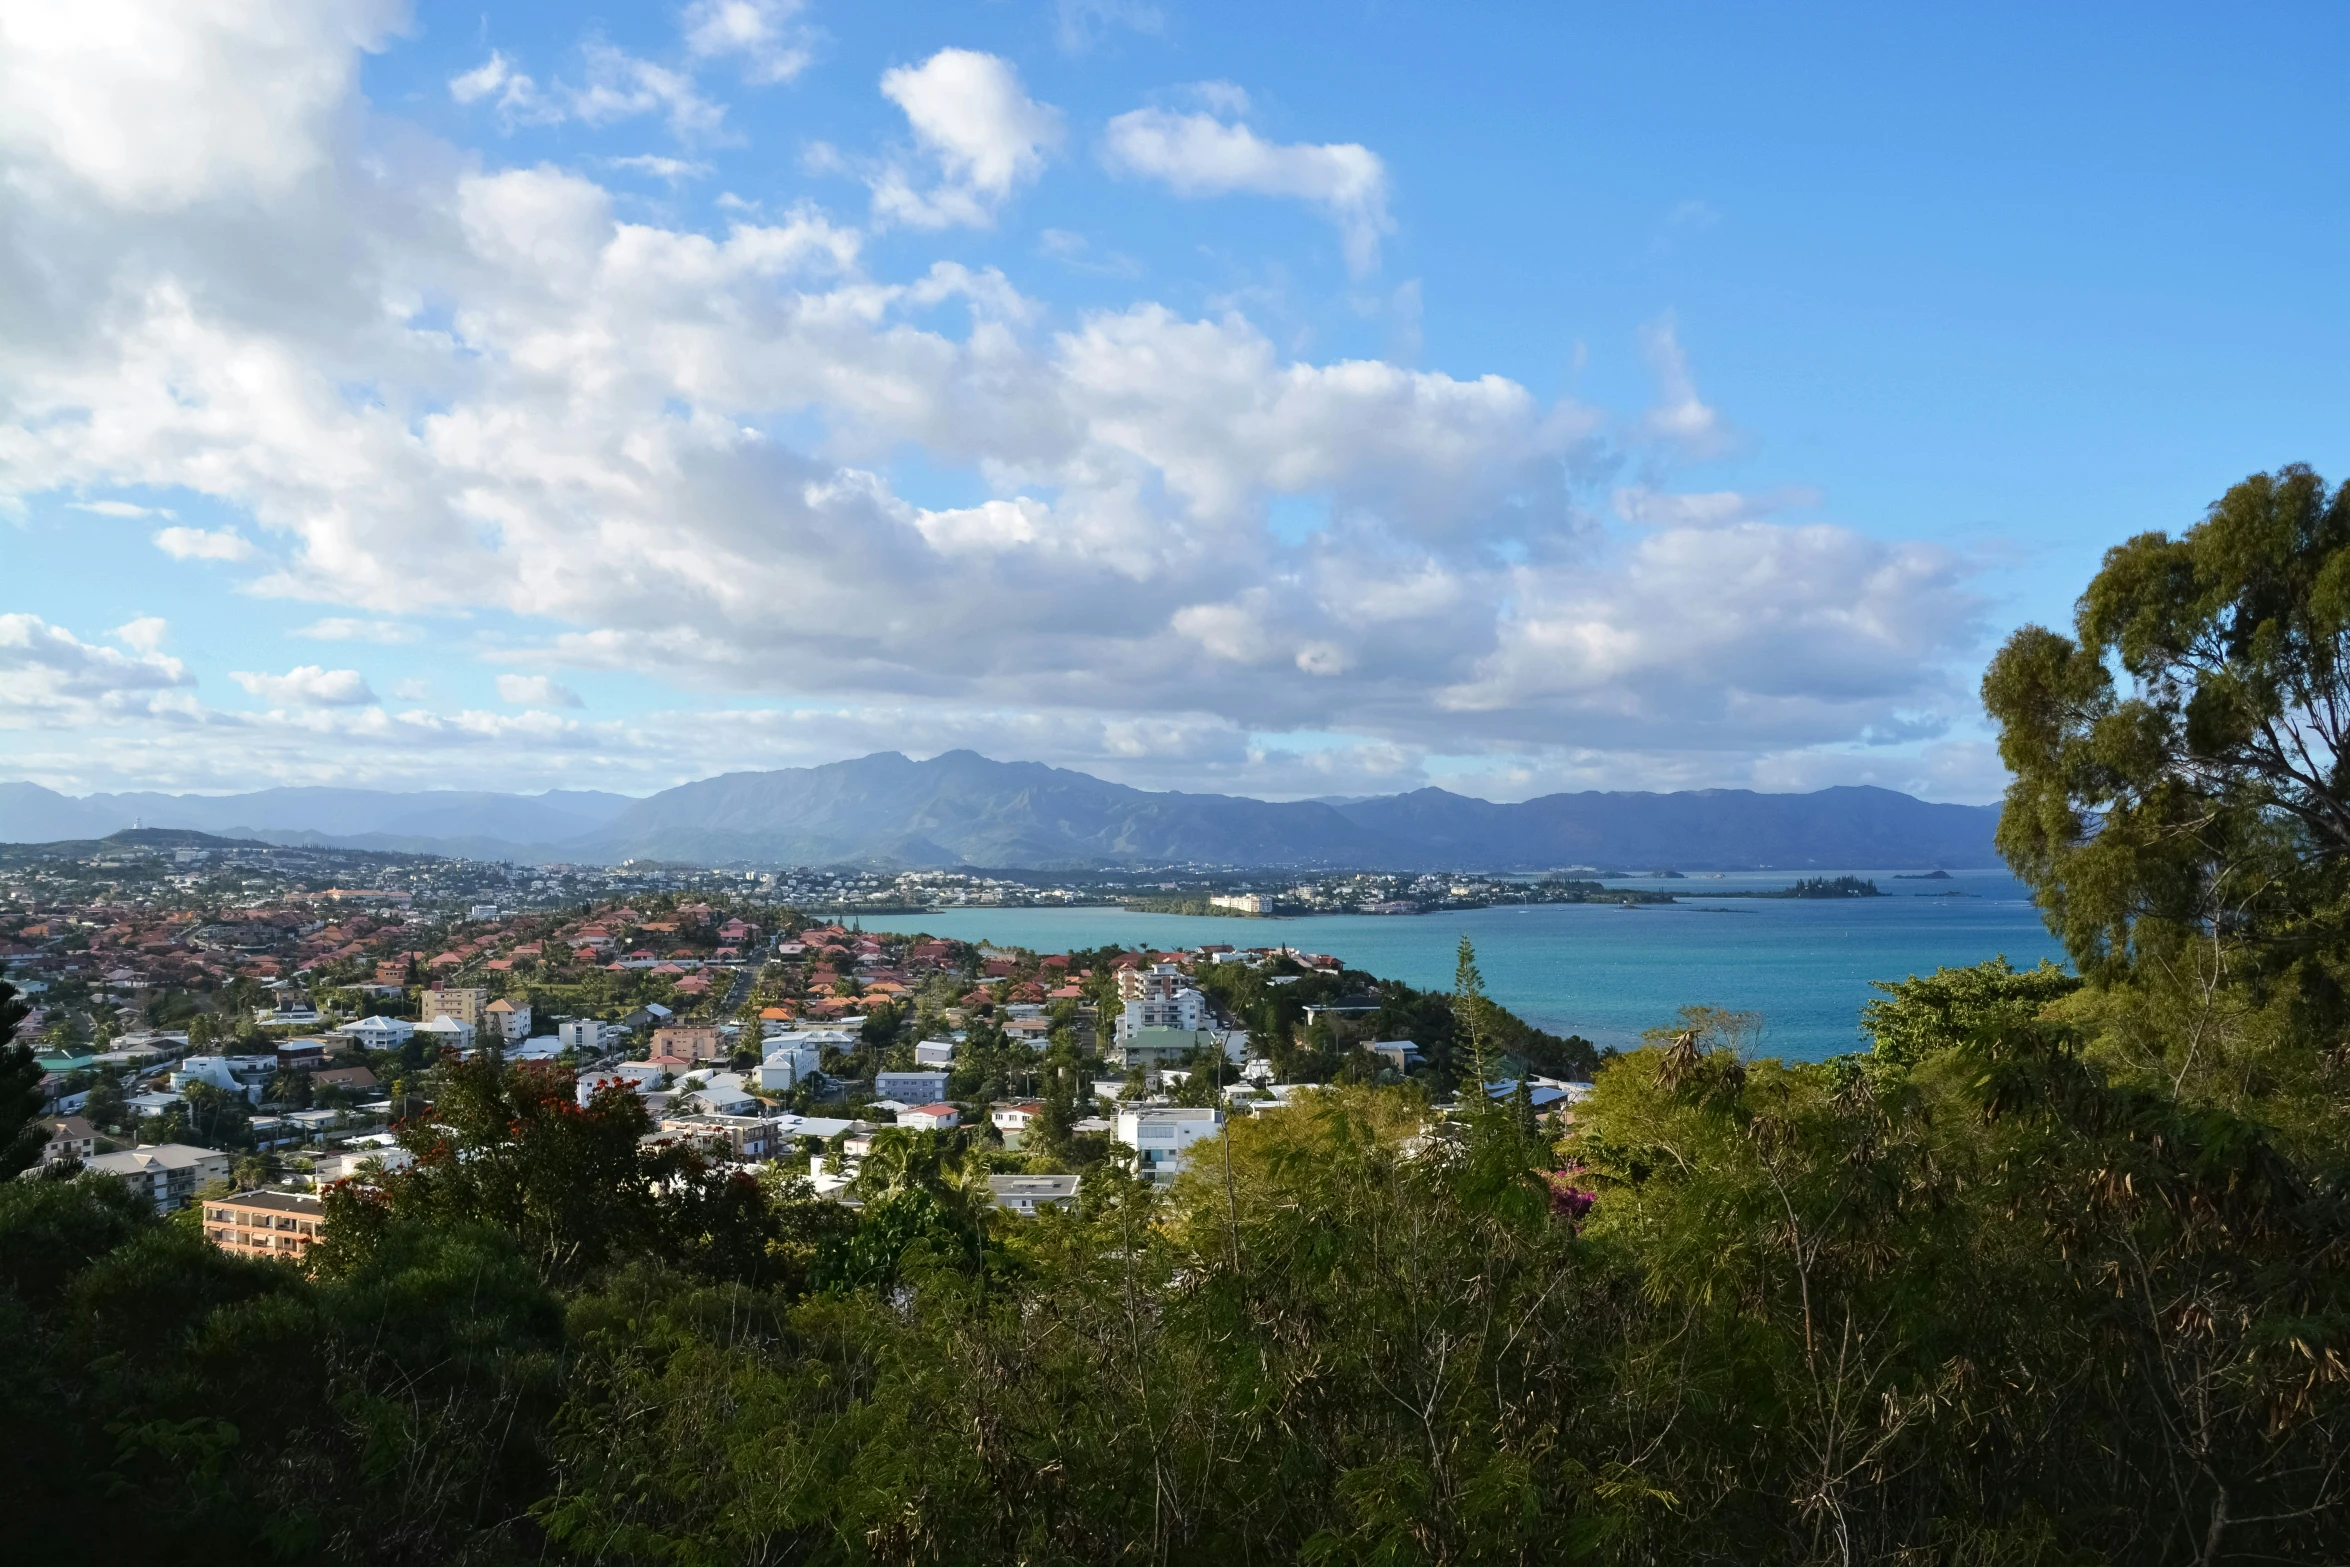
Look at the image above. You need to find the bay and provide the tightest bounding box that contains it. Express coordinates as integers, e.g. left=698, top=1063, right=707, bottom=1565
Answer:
left=858, top=869, right=2065, bottom=1061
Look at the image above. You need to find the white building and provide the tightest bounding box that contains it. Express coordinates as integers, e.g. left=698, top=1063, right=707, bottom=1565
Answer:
left=876, top=1068, right=950, bottom=1103
left=988, top=1173, right=1079, bottom=1214
left=1208, top=893, right=1273, bottom=915
left=1115, top=1106, right=1225, bottom=1186
left=170, top=1055, right=273, bottom=1104
left=680, top=1071, right=757, bottom=1116
left=335, top=1016, right=414, bottom=1050
left=482, top=998, right=532, bottom=1043
left=913, top=1038, right=958, bottom=1068
left=1115, top=964, right=1205, bottom=1043
left=758, top=1044, right=823, bottom=1092
left=414, top=1015, right=475, bottom=1054
left=898, top=1102, right=960, bottom=1131
left=84, top=1143, right=231, bottom=1212
left=559, top=1018, right=619, bottom=1054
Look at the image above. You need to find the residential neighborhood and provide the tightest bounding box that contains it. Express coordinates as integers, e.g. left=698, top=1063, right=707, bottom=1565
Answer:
left=7, top=829, right=1596, bottom=1245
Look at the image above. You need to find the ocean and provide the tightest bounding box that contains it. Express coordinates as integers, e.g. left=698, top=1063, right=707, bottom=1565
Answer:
left=858, top=868, right=2066, bottom=1062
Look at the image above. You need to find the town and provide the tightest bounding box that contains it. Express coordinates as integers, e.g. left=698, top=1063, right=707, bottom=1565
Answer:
left=6, top=829, right=1599, bottom=1246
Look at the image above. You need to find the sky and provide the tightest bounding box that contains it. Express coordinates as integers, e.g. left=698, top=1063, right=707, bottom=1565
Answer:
left=3, top=0, right=2346, bottom=805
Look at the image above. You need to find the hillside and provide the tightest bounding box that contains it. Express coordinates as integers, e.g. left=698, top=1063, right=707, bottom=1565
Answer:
left=0, top=752, right=2004, bottom=870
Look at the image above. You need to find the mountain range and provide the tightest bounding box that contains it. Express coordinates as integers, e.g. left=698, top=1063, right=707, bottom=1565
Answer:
left=0, top=751, right=2004, bottom=872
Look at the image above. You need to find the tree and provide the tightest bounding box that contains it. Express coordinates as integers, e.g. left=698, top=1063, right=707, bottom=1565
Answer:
left=0, top=980, right=43, bottom=1177
left=1983, top=463, right=2350, bottom=988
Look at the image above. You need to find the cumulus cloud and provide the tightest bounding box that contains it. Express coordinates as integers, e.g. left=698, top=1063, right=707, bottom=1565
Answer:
left=496, top=673, right=583, bottom=708
left=0, top=0, right=401, bottom=210
left=0, top=3, right=1997, bottom=801
left=112, top=616, right=169, bottom=653
left=231, top=665, right=377, bottom=707
left=682, top=0, right=813, bottom=84
left=1102, top=96, right=1392, bottom=272
left=152, top=526, right=257, bottom=561
left=871, top=49, right=1062, bottom=228
left=0, top=613, right=195, bottom=724
left=72, top=498, right=172, bottom=518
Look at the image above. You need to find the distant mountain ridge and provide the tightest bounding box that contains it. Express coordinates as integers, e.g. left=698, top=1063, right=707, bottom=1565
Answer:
left=0, top=752, right=2004, bottom=871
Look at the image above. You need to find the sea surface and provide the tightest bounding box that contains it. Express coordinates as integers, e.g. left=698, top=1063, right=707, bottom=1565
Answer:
left=862, top=869, right=2066, bottom=1062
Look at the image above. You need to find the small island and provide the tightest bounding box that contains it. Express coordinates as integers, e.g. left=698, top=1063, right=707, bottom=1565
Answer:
left=1893, top=869, right=1955, bottom=880
left=1782, top=875, right=1883, bottom=898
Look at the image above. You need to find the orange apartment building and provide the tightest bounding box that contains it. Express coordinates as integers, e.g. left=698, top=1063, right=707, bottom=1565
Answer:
left=203, top=1190, right=327, bottom=1262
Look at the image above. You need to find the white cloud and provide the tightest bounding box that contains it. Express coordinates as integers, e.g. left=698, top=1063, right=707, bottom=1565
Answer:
left=72, top=498, right=173, bottom=518
left=682, top=0, right=813, bottom=85
left=571, top=42, right=728, bottom=140
left=496, top=673, right=583, bottom=708
left=609, top=154, right=713, bottom=183
left=152, top=526, right=257, bottom=561
left=0, top=613, right=194, bottom=724
left=1637, top=315, right=1733, bottom=457
left=871, top=49, right=1062, bottom=228
left=0, top=4, right=1995, bottom=802
left=294, top=617, right=415, bottom=643
left=448, top=50, right=559, bottom=126
left=1055, top=0, right=1166, bottom=54
left=1102, top=101, right=1392, bottom=273
left=449, top=43, right=724, bottom=139
left=231, top=665, right=377, bottom=707
left=112, top=616, right=168, bottom=653
left=0, top=0, right=401, bottom=210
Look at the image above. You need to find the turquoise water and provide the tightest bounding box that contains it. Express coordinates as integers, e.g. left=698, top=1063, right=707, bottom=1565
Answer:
left=864, top=869, right=2065, bottom=1061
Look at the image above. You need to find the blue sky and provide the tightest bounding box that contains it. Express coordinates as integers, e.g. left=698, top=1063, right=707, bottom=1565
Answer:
left=3, top=0, right=2346, bottom=802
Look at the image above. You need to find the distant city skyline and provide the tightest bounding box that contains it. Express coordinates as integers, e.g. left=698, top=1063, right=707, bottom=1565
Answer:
left=4, top=1, right=2347, bottom=804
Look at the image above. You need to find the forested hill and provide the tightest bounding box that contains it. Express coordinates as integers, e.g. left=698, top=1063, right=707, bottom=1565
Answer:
left=0, top=753, right=2003, bottom=870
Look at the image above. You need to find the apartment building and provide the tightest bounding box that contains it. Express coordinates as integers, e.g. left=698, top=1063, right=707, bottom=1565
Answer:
left=1115, top=963, right=1205, bottom=1043
left=420, top=987, right=489, bottom=1028
left=482, top=997, right=533, bottom=1043
left=651, top=1023, right=723, bottom=1062
left=86, top=1143, right=231, bottom=1212
left=203, top=1190, right=326, bottom=1262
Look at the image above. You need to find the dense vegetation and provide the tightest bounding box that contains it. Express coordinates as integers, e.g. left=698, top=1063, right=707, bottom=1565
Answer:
left=4, top=470, right=2349, bottom=1561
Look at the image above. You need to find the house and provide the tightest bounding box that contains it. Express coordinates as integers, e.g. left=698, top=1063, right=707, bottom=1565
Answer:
left=1114, top=1107, right=1225, bottom=1186
left=254, top=992, right=320, bottom=1028
left=657, top=1112, right=780, bottom=1161
left=482, top=997, right=532, bottom=1043
left=276, top=1038, right=328, bottom=1071
left=651, top=1023, right=723, bottom=1062
left=875, top=1068, right=949, bottom=1104
left=988, top=1173, right=1080, bottom=1215
left=172, top=1054, right=274, bottom=1102
left=758, top=1044, right=823, bottom=1092
left=1111, top=1027, right=1228, bottom=1069
left=202, top=1190, right=325, bottom=1261
left=311, top=1145, right=414, bottom=1182
left=85, top=1143, right=231, bottom=1212
left=414, top=1015, right=475, bottom=1053
left=680, top=1071, right=756, bottom=1116
left=310, top=1064, right=379, bottom=1094
left=990, top=1101, right=1043, bottom=1147
left=913, top=1038, right=958, bottom=1067
left=335, top=1015, right=414, bottom=1049
left=1003, top=1016, right=1054, bottom=1047
left=37, top=1114, right=95, bottom=1166
left=899, top=1102, right=960, bottom=1131
left=420, top=988, right=489, bottom=1028
left=1369, top=1040, right=1424, bottom=1072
